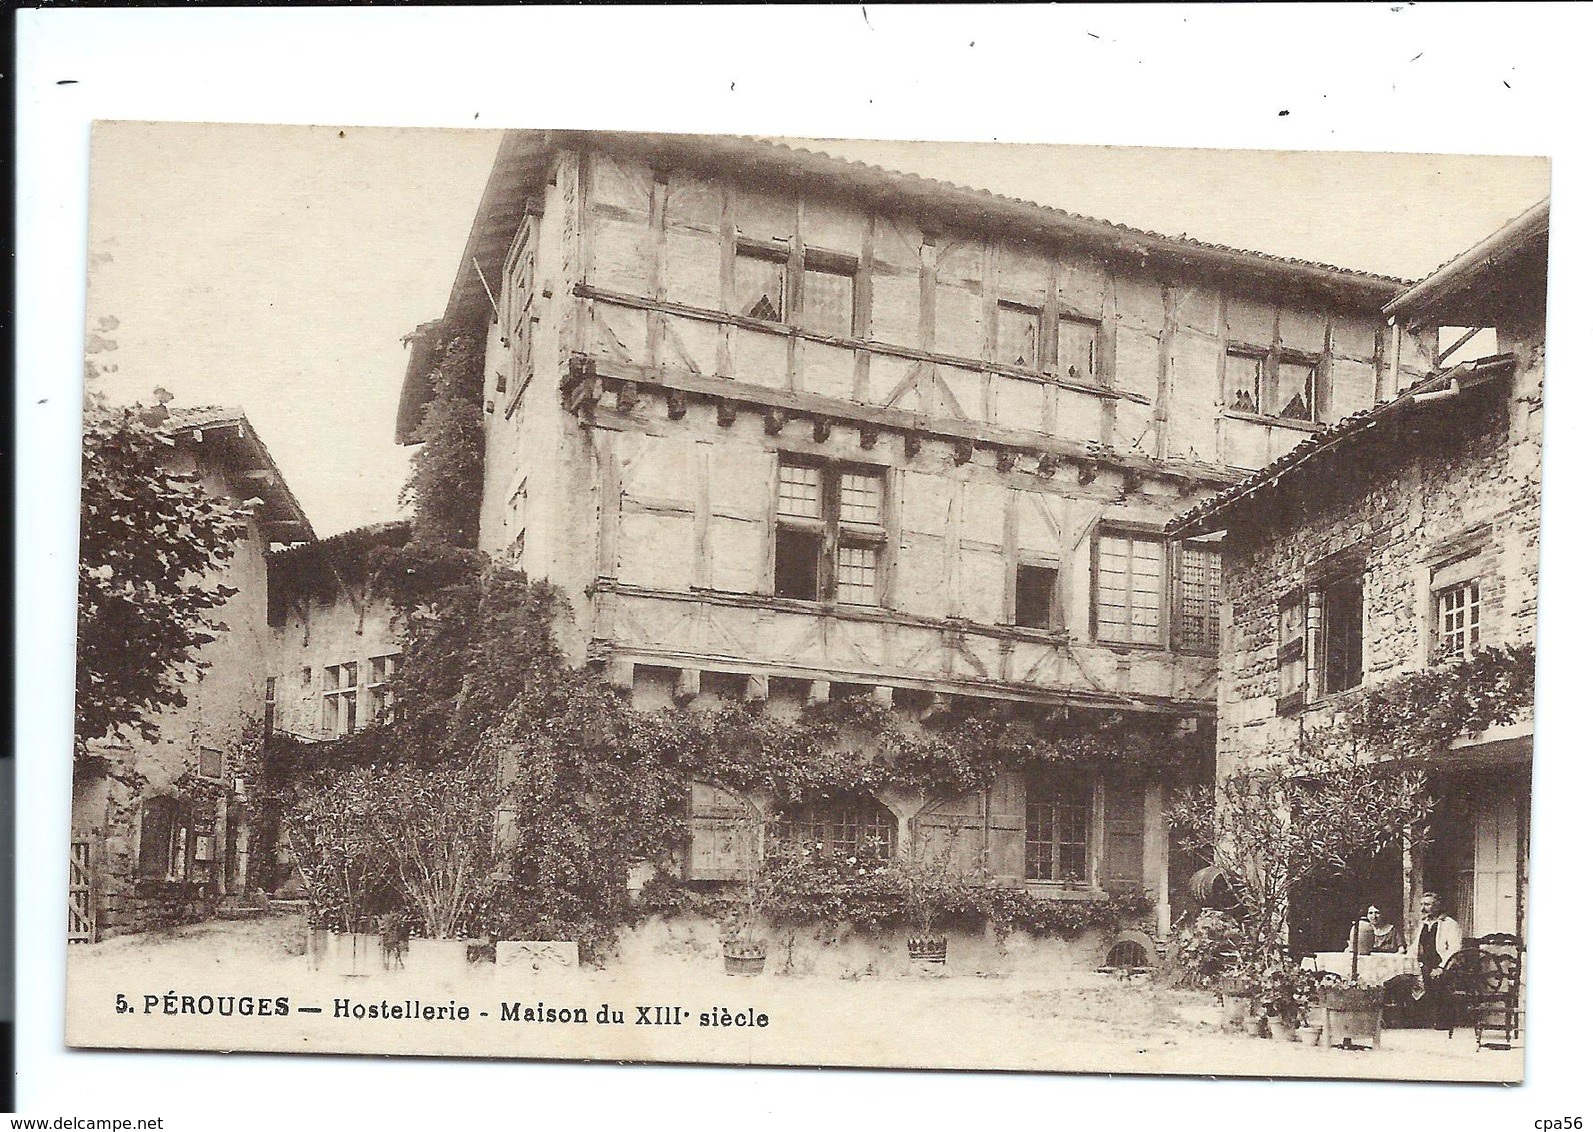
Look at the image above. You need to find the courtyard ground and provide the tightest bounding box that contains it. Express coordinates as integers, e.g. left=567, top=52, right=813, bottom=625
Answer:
left=64, top=912, right=1523, bottom=1083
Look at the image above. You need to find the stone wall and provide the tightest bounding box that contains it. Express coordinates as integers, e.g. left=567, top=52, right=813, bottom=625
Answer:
left=1217, top=323, right=1543, bottom=780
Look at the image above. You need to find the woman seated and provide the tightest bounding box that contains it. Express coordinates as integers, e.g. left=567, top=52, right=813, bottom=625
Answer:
left=1350, top=904, right=1405, bottom=954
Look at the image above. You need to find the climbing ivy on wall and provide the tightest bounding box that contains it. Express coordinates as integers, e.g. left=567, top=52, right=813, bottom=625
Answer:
left=268, top=326, right=1192, bottom=952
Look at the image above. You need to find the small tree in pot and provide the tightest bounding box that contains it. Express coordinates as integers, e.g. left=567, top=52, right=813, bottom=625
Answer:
left=719, top=794, right=772, bottom=976
left=897, top=836, right=963, bottom=967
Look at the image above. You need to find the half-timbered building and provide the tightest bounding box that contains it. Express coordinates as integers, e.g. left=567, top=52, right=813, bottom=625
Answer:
left=399, top=131, right=1412, bottom=943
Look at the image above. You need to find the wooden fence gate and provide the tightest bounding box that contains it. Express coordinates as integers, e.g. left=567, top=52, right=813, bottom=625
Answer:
left=69, top=840, right=96, bottom=943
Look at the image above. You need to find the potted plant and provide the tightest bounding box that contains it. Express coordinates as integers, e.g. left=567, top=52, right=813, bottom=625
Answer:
left=1320, top=974, right=1384, bottom=1049
left=719, top=795, right=769, bottom=976
left=899, top=838, right=960, bottom=970
left=1258, top=961, right=1313, bottom=1042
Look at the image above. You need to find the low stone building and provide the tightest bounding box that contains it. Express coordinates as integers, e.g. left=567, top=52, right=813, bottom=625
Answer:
left=72, top=406, right=315, bottom=939
left=1168, top=200, right=1546, bottom=950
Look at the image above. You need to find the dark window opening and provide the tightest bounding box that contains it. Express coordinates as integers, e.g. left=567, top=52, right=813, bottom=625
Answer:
left=1015, top=564, right=1058, bottom=630
left=1320, top=576, right=1363, bottom=694
left=774, top=527, right=822, bottom=601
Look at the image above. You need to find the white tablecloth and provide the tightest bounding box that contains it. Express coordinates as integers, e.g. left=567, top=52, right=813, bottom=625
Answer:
left=1305, top=951, right=1420, bottom=983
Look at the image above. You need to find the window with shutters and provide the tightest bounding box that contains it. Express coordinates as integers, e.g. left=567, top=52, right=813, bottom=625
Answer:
left=1278, top=569, right=1364, bottom=713
left=1277, top=591, right=1307, bottom=713
left=774, top=458, right=886, bottom=606
left=776, top=796, right=897, bottom=861
left=1025, top=769, right=1091, bottom=887
left=1319, top=575, right=1364, bottom=695
left=1094, top=530, right=1166, bottom=646
left=1175, top=542, right=1221, bottom=654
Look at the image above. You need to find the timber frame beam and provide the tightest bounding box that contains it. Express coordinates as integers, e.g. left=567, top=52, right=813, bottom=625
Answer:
left=568, top=354, right=1245, bottom=491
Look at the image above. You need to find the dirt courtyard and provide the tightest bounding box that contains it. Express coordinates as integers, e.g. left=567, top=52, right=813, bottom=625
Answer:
left=64, top=913, right=1523, bottom=1083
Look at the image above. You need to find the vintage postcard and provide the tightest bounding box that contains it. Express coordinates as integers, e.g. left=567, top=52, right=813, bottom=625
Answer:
left=66, top=122, right=1547, bottom=1082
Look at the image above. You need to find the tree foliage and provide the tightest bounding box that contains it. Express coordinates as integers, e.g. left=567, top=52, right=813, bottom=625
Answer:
left=399, top=334, right=483, bottom=547
left=76, top=393, right=253, bottom=753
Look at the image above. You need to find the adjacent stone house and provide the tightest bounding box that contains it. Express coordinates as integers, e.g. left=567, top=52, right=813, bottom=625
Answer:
left=398, top=131, right=1412, bottom=946
left=72, top=406, right=315, bottom=939
left=1168, top=200, right=1546, bottom=950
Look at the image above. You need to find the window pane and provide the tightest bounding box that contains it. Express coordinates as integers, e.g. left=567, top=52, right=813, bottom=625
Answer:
left=801, top=267, right=853, bottom=338
left=778, top=797, right=895, bottom=859
left=1178, top=546, right=1220, bottom=652
left=1026, top=774, right=1091, bottom=885
left=774, top=527, right=822, bottom=601
left=1096, top=536, right=1130, bottom=641
left=1015, top=564, right=1057, bottom=629
left=997, top=304, right=1041, bottom=368
left=1057, top=317, right=1098, bottom=380
left=777, top=463, right=823, bottom=519
left=838, top=471, right=883, bottom=527
left=1129, top=540, right=1163, bottom=644
left=1227, top=352, right=1263, bottom=414
left=1274, top=361, right=1317, bottom=421
left=736, top=250, right=786, bottom=321
left=1437, top=580, right=1481, bottom=659
left=835, top=544, right=878, bottom=605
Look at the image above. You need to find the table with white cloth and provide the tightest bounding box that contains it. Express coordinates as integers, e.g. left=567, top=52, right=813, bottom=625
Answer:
left=1304, top=951, right=1420, bottom=984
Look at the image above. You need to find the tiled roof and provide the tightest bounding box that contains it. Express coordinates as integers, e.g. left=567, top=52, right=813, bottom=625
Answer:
left=753, top=137, right=1412, bottom=288
left=155, top=403, right=314, bottom=542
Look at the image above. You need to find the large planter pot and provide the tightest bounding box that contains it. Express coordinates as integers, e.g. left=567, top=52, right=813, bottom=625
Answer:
left=1220, top=993, right=1254, bottom=1033
left=1323, top=986, right=1383, bottom=1049
left=1268, top=1019, right=1298, bottom=1043
left=311, top=931, right=377, bottom=974
left=723, top=940, right=767, bottom=976
left=907, top=936, right=948, bottom=968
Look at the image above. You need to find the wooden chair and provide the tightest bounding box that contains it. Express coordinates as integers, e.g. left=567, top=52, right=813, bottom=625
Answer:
left=1438, top=934, right=1522, bottom=1050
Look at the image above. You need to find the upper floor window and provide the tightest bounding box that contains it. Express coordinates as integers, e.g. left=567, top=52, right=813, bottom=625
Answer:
left=1277, top=570, right=1364, bottom=712
left=799, top=250, right=857, bottom=338
left=1436, top=578, right=1482, bottom=660
left=1056, top=315, right=1099, bottom=382
left=1319, top=575, right=1364, bottom=695
left=774, top=459, right=885, bottom=606
left=1175, top=543, right=1221, bottom=654
left=1228, top=346, right=1321, bottom=422
left=1015, top=564, right=1060, bottom=631
left=1094, top=531, right=1165, bottom=646
left=996, top=302, right=1042, bottom=369
left=367, top=654, right=400, bottom=726
left=735, top=240, right=857, bottom=337
left=735, top=241, right=787, bottom=322
left=322, top=662, right=358, bottom=737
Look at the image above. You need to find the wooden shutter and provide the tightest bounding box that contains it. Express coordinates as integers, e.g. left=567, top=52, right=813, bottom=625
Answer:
left=985, top=769, right=1027, bottom=887
left=1277, top=589, right=1306, bottom=713
left=913, top=790, right=986, bottom=878
left=686, top=783, right=759, bottom=882
left=1101, top=772, right=1147, bottom=894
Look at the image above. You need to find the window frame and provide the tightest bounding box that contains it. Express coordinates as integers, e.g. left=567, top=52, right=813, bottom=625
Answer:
left=1024, top=767, right=1096, bottom=889
left=1317, top=573, right=1364, bottom=696
left=995, top=300, right=1044, bottom=371
left=1278, top=564, right=1367, bottom=714
left=137, top=795, right=193, bottom=884
left=1434, top=576, right=1483, bottom=662
left=774, top=794, right=898, bottom=862
left=322, top=661, right=359, bottom=738
left=734, top=238, right=860, bottom=338
left=1226, top=344, right=1325, bottom=424
left=1014, top=561, right=1061, bottom=632
left=366, top=653, right=401, bottom=727
left=1173, top=540, right=1222, bottom=655
left=1055, top=313, right=1101, bottom=383
left=773, top=456, right=887, bottom=607
left=1091, top=527, right=1169, bottom=649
